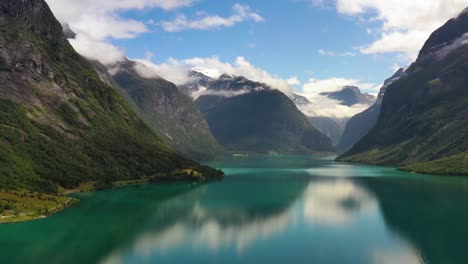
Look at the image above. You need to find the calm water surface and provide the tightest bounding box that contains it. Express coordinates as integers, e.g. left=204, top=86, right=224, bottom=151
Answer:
left=1, top=156, right=468, bottom=264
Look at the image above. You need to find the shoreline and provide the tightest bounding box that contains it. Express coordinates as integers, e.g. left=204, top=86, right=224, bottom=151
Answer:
left=0, top=174, right=224, bottom=224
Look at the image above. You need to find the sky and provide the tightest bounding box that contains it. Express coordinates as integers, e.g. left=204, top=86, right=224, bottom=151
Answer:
left=45, top=0, right=468, bottom=117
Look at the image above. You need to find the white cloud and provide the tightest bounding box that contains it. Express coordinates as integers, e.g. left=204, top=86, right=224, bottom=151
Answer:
left=318, top=49, right=336, bottom=56
left=128, top=55, right=293, bottom=93
left=133, top=57, right=196, bottom=85
left=287, top=77, right=302, bottom=86
left=318, top=49, right=356, bottom=57
left=302, top=77, right=376, bottom=95
left=317, top=0, right=468, bottom=61
left=297, top=77, right=378, bottom=118
left=45, top=0, right=196, bottom=65
left=68, top=35, right=125, bottom=65
left=160, top=4, right=264, bottom=32
left=185, top=56, right=292, bottom=93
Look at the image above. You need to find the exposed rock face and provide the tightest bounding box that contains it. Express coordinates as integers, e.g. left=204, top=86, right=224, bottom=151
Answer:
left=100, top=60, right=222, bottom=161
left=0, top=0, right=204, bottom=192
left=189, top=74, right=334, bottom=154
left=338, top=7, right=468, bottom=173
left=336, top=69, right=405, bottom=153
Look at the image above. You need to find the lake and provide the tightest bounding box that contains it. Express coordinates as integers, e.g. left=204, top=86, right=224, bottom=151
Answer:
left=1, top=155, right=468, bottom=264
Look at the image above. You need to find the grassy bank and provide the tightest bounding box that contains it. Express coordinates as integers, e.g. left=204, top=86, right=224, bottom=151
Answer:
left=400, top=153, right=468, bottom=176
left=1, top=167, right=224, bottom=223
left=0, top=190, right=78, bottom=223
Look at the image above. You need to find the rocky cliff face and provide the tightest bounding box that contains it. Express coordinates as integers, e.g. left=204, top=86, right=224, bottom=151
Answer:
left=337, top=7, right=468, bottom=174
left=103, top=60, right=222, bottom=161
left=0, top=0, right=211, bottom=192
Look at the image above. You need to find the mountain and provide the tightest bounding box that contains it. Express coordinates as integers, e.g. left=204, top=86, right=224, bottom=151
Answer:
left=308, top=117, right=348, bottom=146
left=320, top=86, right=376, bottom=107
left=338, top=7, right=468, bottom=175
left=178, top=71, right=215, bottom=98
left=289, top=93, right=311, bottom=106
left=192, top=74, right=334, bottom=154
left=336, top=68, right=405, bottom=153
left=0, top=0, right=221, bottom=193
left=289, top=87, right=375, bottom=146
left=91, top=60, right=222, bottom=161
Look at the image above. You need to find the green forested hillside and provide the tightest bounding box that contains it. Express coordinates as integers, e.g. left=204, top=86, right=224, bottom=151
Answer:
left=0, top=0, right=220, bottom=193
left=337, top=8, right=468, bottom=175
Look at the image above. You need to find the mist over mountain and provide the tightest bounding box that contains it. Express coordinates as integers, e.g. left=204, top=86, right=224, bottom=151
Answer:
left=336, top=68, right=405, bottom=153
left=93, top=60, right=223, bottom=161
left=0, top=0, right=218, bottom=193
left=183, top=74, right=334, bottom=154
left=338, top=7, right=468, bottom=175
left=320, top=86, right=376, bottom=107
left=289, top=86, right=375, bottom=146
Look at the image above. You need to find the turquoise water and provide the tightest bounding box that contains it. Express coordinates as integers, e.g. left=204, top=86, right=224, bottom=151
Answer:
left=1, top=155, right=468, bottom=264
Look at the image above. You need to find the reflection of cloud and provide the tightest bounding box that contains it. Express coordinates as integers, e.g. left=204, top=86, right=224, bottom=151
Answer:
left=303, top=180, right=375, bottom=226
left=192, top=204, right=294, bottom=251
left=371, top=246, right=423, bottom=264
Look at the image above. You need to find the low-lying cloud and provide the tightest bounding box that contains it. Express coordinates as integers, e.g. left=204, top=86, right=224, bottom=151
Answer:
left=131, top=55, right=294, bottom=93
left=434, top=33, right=468, bottom=60
left=296, top=77, right=379, bottom=118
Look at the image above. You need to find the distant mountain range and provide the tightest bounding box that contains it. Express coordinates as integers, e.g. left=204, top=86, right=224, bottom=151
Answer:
left=289, top=86, right=375, bottom=145
left=338, top=6, right=468, bottom=175
left=182, top=73, right=334, bottom=154
left=320, top=86, right=375, bottom=107
left=336, top=69, right=405, bottom=152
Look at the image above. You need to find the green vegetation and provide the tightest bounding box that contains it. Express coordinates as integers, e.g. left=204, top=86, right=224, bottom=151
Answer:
left=401, top=153, right=468, bottom=176
left=109, top=63, right=223, bottom=162
left=337, top=11, right=468, bottom=174
left=0, top=0, right=223, bottom=197
left=196, top=90, right=334, bottom=154
left=0, top=190, right=77, bottom=223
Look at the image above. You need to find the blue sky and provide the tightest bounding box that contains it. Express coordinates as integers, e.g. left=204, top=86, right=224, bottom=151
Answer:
left=46, top=0, right=468, bottom=101
left=112, top=0, right=398, bottom=92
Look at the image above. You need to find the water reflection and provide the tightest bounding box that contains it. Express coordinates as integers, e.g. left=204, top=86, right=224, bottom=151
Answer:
left=102, top=176, right=423, bottom=264
left=302, top=179, right=376, bottom=226
left=2, top=156, right=468, bottom=264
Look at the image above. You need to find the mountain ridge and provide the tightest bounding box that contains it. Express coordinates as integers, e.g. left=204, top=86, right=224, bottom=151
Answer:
left=337, top=7, right=468, bottom=175
left=0, top=0, right=220, bottom=193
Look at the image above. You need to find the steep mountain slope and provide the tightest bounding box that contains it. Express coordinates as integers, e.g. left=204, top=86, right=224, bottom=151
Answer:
left=0, top=0, right=220, bottom=193
left=338, top=7, right=468, bottom=174
left=289, top=87, right=374, bottom=146
left=336, top=69, right=405, bottom=153
left=94, top=60, right=222, bottom=161
left=179, top=71, right=215, bottom=98
left=320, top=86, right=375, bottom=107
left=194, top=75, right=334, bottom=154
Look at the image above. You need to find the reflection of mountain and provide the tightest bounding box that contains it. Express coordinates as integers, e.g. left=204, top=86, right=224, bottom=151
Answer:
left=103, top=171, right=310, bottom=260
left=104, top=177, right=382, bottom=263
left=360, top=177, right=468, bottom=264
left=0, top=183, right=206, bottom=264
